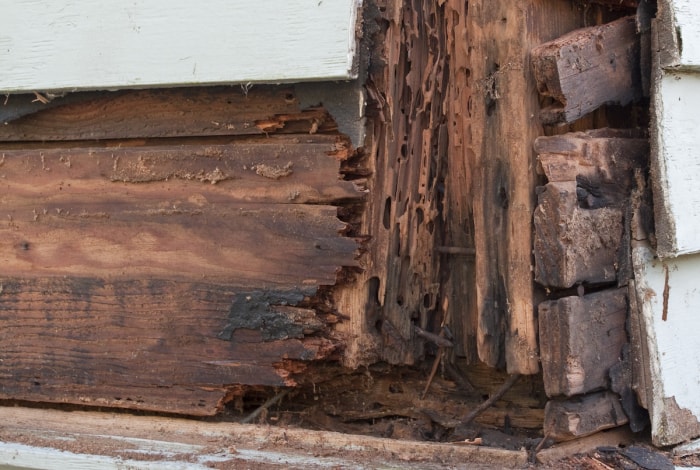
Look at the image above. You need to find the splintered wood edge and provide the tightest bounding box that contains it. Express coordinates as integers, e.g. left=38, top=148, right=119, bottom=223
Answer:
left=0, top=407, right=529, bottom=468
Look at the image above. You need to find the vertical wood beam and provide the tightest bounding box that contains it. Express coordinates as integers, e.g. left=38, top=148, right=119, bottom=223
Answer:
left=466, top=0, right=584, bottom=373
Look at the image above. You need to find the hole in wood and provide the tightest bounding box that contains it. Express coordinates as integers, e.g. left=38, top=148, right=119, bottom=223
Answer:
left=382, top=197, right=392, bottom=230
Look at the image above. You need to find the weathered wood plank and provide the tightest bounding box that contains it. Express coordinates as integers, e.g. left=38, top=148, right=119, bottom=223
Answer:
left=0, top=136, right=361, bottom=204
left=0, top=0, right=359, bottom=93
left=534, top=182, right=623, bottom=288
left=544, top=392, right=629, bottom=442
left=0, top=87, right=335, bottom=141
left=538, top=289, right=628, bottom=397
left=0, top=278, right=335, bottom=415
left=532, top=16, right=641, bottom=124
left=579, top=0, right=639, bottom=8
left=467, top=0, right=585, bottom=373
left=0, top=199, right=356, bottom=286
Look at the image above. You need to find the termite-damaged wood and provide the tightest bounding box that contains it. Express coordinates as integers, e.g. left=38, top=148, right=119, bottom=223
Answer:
left=544, top=391, right=629, bottom=441
left=538, top=289, right=628, bottom=397
left=534, top=182, right=623, bottom=288
left=0, top=84, right=361, bottom=414
left=0, top=86, right=336, bottom=141
left=532, top=16, right=642, bottom=124
left=535, top=129, right=648, bottom=193
left=577, top=0, right=640, bottom=8
left=467, top=0, right=585, bottom=373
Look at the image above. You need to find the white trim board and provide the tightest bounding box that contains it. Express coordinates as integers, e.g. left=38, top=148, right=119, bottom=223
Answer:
left=632, top=244, right=700, bottom=446
left=651, top=0, right=700, bottom=257
left=0, top=0, right=360, bottom=93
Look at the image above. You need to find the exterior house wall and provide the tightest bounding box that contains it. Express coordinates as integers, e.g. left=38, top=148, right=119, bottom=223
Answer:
left=635, top=0, right=700, bottom=446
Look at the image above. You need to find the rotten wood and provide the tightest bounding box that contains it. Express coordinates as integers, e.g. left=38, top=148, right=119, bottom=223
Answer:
left=536, top=427, right=635, bottom=465
left=532, top=16, right=642, bottom=124
left=0, top=86, right=336, bottom=141
left=467, top=0, right=586, bottom=374
left=544, top=392, right=629, bottom=442
left=538, top=289, right=628, bottom=397
left=534, top=182, right=624, bottom=288
left=460, top=374, right=521, bottom=426
left=0, top=278, right=337, bottom=415
left=578, top=0, right=640, bottom=8
left=0, top=85, right=360, bottom=415
left=534, top=129, right=648, bottom=197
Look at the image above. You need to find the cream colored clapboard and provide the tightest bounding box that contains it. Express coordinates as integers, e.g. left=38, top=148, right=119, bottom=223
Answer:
left=651, top=0, right=700, bottom=256
left=0, top=0, right=359, bottom=93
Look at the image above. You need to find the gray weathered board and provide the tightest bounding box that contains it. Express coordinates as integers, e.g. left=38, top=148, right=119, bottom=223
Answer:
left=0, top=0, right=360, bottom=93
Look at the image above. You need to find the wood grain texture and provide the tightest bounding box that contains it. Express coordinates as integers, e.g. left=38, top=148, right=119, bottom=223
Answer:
left=0, top=87, right=335, bottom=141
left=0, top=0, right=359, bottom=93
left=0, top=278, right=336, bottom=414
left=0, top=84, right=361, bottom=414
left=538, top=289, right=628, bottom=397
left=467, top=0, right=584, bottom=373
left=532, top=16, right=641, bottom=124
left=544, top=392, right=629, bottom=441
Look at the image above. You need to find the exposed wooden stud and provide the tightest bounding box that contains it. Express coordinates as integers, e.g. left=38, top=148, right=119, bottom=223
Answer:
left=467, top=0, right=585, bottom=374
left=538, top=289, right=628, bottom=397
left=534, top=182, right=623, bottom=288
left=532, top=16, right=641, bottom=124
left=544, top=392, right=629, bottom=442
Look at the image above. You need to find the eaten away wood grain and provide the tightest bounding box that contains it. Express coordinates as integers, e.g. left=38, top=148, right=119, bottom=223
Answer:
left=0, top=87, right=360, bottom=414
left=466, top=0, right=584, bottom=373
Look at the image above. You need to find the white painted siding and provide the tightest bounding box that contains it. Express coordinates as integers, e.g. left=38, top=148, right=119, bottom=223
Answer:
left=637, top=0, right=700, bottom=447
left=632, top=244, right=700, bottom=446
left=0, top=0, right=360, bottom=93
left=668, top=0, right=700, bottom=69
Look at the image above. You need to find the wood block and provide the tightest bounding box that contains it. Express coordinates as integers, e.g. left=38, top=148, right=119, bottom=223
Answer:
left=538, top=289, right=628, bottom=397
left=544, top=392, right=629, bottom=441
left=534, top=129, right=648, bottom=197
left=534, top=182, right=623, bottom=288
left=532, top=16, right=641, bottom=124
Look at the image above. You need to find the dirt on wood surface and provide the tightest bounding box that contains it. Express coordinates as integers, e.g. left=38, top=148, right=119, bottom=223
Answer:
left=0, top=360, right=684, bottom=469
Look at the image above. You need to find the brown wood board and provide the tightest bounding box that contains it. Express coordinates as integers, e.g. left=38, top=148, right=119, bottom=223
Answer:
left=466, top=0, right=585, bottom=373
left=544, top=391, right=629, bottom=441
left=0, top=86, right=334, bottom=141
left=0, top=277, right=336, bottom=415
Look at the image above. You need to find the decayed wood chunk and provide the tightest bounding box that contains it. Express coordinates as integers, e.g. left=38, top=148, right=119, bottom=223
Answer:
left=534, top=182, right=623, bottom=288
left=534, top=129, right=648, bottom=196
left=544, top=391, right=629, bottom=441
left=532, top=16, right=641, bottom=124
left=538, top=289, right=628, bottom=397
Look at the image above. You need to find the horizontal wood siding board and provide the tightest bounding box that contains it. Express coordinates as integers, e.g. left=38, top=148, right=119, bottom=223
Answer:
left=0, top=278, right=334, bottom=415
left=651, top=72, right=700, bottom=256
left=0, top=87, right=336, bottom=141
left=0, top=0, right=359, bottom=93
left=0, top=137, right=362, bottom=204
left=0, top=200, right=356, bottom=285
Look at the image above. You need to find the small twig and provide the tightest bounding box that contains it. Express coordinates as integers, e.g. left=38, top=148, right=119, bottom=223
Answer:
left=414, top=325, right=454, bottom=348
left=241, top=388, right=289, bottom=424
left=445, top=362, right=476, bottom=393
left=421, top=348, right=443, bottom=400
left=533, top=432, right=552, bottom=454
left=460, top=374, right=521, bottom=425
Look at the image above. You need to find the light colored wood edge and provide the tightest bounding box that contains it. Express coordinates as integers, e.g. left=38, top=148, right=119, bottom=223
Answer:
left=0, top=406, right=528, bottom=468
left=536, top=427, right=635, bottom=465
